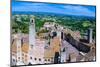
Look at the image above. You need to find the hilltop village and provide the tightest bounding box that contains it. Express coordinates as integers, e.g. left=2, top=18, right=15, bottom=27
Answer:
left=11, top=15, right=96, bottom=66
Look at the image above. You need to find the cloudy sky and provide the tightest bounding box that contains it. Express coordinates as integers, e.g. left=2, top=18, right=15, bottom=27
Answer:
left=12, top=1, right=96, bottom=17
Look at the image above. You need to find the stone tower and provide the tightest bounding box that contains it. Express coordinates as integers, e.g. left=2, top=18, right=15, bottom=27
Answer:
left=88, top=28, right=93, bottom=43
left=29, top=16, right=36, bottom=64
left=16, top=31, right=24, bottom=65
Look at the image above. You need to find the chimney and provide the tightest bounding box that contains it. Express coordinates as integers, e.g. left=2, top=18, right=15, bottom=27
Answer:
left=88, top=28, right=93, bottom=43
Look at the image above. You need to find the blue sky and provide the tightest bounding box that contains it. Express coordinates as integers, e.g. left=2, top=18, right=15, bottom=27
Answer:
left=12, top=1, right=96, bottom=17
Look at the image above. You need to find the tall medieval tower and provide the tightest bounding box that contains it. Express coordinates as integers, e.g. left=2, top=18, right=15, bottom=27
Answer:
left=29, top=16, right=36, bottom=64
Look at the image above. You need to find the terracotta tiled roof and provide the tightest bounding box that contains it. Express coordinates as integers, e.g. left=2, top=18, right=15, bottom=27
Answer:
left=44, top=36, right=61, bottom=58
left=12, top=34, right=29, bottom=53
left=21, top=34, right=29, bottom=53
left=22, top=43, right=29, bottom=53
left=44, top=48, right=54, bottom=58
left=63, top=28, right=81, bottom=41
left=50, top=36, right=61, bottom=52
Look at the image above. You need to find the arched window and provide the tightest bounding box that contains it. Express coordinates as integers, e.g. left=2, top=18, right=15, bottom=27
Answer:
left=39, top=58, right=41, bottom=61
left=30, top=57, right=32, bottom=59
left=48, top=59, right=50, bottom=61
left=13, top=59, right=15, bottom=62
left=31, top=19, right=34, bottom=24
left=28, top=62, right=32, bottom=65
left=34, top=58, right=37, bottom=60
left=18, top=57, right=20, bottom=59
left=45, top=59, right=47, bottom=61
left=31, top=20, right=33, bottom=23
left=31, top=45, right=33, bottom=49
left=63, top=48, right=65, bottom=52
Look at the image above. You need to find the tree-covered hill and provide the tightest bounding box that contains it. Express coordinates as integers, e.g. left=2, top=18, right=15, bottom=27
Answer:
left=11, top=13, right=96, bottom=38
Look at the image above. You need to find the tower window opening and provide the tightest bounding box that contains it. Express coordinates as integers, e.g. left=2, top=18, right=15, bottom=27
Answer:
left=31, top=45, right=33, bottom=49
left=45, top=59, right=47, bottom=61
left=30, top=57, right=32, bottom=59
left=31, top=20, right=33, bottom=23
left=39, top=58, right=41, bottom=61
left=34, top=58, right=37, bottom=60
left=48, top=59, right=50, bottom=61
